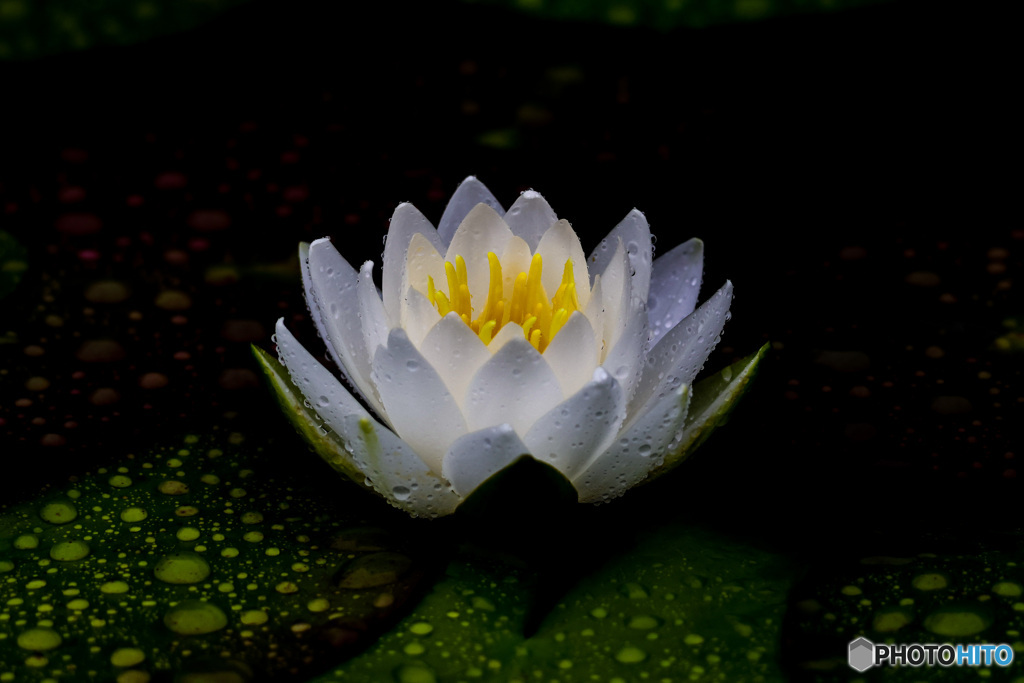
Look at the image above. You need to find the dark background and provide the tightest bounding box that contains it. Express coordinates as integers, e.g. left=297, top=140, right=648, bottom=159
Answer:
left=0, top=0, right=1019, bottom=678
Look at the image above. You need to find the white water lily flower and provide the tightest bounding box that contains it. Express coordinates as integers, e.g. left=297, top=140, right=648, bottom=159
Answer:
left=273, top=177, right=742, bottom=518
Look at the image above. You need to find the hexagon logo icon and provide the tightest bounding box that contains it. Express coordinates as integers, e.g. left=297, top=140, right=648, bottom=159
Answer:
left=848, top=637, right=875, bottom=672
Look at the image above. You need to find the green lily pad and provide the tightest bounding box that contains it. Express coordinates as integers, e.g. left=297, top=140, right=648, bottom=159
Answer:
left=0, top=230, right=28, bottom=301
left=0, top=431, right=437, bottom=682
left=652, top=342, right=770, bottom=480
left=314, top=522, right=792, bottom=681
left=252, top=343, right=371, bottom=491
left=786, top=534, right=1024, bottom=678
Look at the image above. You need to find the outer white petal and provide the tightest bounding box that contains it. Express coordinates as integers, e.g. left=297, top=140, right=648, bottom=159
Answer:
left=463, top=336, right=563, bottom=435
left=524, top=367, right=625, bottom=480
left=275, top=319, right=459, bottom=517
left=418, top=312, right=492, bottom=407
left=303, top=239, right=385, bottom=418
left=445, top=203, right=515, bottom=306
left=441, top=424, right=529, bottom=497
left=631, top=280, right=733, bottom=420
left=599, top=238, right=633, bottom=351
left=437, top=176, right=504, bottom=247
left=400, top=286, right=441, bottom=346
left=382, top=203, right=445, bottom=327
left=541, top=311, right=599, bottom=397
left=573, top=383, right=691, bottom=504
left=357, top=261, right=389, bottom=363
left=583, top=275, right=606, bottom=359
left=600, top=300, right=649, bottom=404
left=372, top=328, right=468, bottom=473
left=534, top=219, right=591, bottom=310
left=503, top=189, right=558, bottom=251
left=586, top=208, right=653, bottom=305
left=647, top=238, right=703, bottom=347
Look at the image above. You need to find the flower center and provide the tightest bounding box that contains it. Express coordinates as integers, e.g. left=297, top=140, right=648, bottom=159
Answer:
left=427, top=253, right=580, bottom=352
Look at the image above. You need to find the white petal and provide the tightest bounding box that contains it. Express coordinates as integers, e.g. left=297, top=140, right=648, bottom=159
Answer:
left=441, top=423, right=529, bottom=497
left=600, top=301, right=649, bottom=404
left=600, top=238, right=633, bottom=350
left=400, top=286, right=441, bottom=346
left=573, top=383, right=690, bottom=504
left=382, top=203, right=445, bottom=327
left=418, top=312, right=492, bottom=407
left=275, top=319, right=459, bottom=517
left=372, top=328, right=468, bottom=473
left=631, top=280, right=733, bottom=420
left=587, top=208, right=653, bottom=305
left=647, top=238, right=703, bottom=347
left=524, top=367, right=625, bottom=480
left=445, top=203, right=515, bottom=308
left=301, top=241, right=352, bottom=386
left=542, top=311, right=599, bottom=397
left=437, top=176, right=504, bottom=247
left=304, top=239, right=385, bottom=418
left=402, top=232, right=447, bottom=300
left=499, top=236, right=532, bottom=300
left=358, top=261, right=390, bottom=362
left=535, top=219, right=591, bottom=311
left=463, top=336, right=563, bottom=435
left=583, top=274, right=606, bottom=359
left=503, top=189, right=558, bottom=251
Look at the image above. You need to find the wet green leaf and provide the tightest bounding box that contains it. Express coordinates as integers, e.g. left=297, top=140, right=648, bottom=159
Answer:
left=316, top=523, right=791, bottom=681
left=786, top=533, right=1024, bottom=679
left=252, top=343, right=371, bottom=491
left=0, top=431, right=436, bottom=682
left=651, top=342, right=769, bottom=481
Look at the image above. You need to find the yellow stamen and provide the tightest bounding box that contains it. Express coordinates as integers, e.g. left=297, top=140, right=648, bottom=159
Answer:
left=533, top=301, right=552, bottom=349
left=478, top=320, right=496, bottom=345
left=529, top=328, right=542, bottom=351
left=424, top=251, right=582, bottom=352
left=444, top=261, right=460, bottom=315
left=522, top=315, right=537, bottom=338
left=458, top=284, right=471, bottom=320
left=526, top=254, right=543, bottom=309
left=567, top=282, right=579, bottom=310
left=493, top=299, right=507, bottom=328
left=474, top=252, right=503, bottom=325
left=550, top=308, right=569, bottom=340
left=509, top=272, right=528, bottom=323
left=434, top=290, right=452, bottom=317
